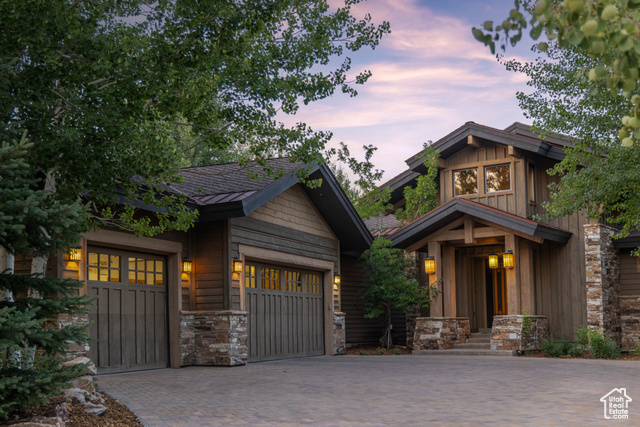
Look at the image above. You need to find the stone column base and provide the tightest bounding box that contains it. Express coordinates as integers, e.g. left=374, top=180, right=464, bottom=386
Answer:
left=180, top=310, right=247, bottom=366
left=413, top=317, right=471, bottom=350
left=333, top=312, right=346, bottom=355
left=491, top=315, right=548, bottom=351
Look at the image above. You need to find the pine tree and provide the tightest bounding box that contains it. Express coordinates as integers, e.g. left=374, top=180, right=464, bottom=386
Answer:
left=0, top=134, right=92, bottom=420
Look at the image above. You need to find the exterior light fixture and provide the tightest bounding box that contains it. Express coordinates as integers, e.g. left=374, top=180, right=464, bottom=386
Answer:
left=488, top=253, right=499, bottom=270
left=69, top=245, right=82, bottom=262
left=502, top=250, right=515, bottom=269
left=232, top=257, right=243, bottom=273
left=334, top=274, right=341, bottom=286
left=182, top=257, right=193, bottom=273
left=424, top=256, right=436, bottom=274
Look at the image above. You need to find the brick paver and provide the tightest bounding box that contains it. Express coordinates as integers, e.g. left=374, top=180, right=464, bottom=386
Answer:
left=96, top=355, right=639, bottom=426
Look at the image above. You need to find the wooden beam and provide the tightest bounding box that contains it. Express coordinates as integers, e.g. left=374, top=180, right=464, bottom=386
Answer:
left=437, top=158, right=446, bottom=169
left=442, top=246, right=456, bottom=317
left=519, top=240, right=535, bottom=314
left=474, top=218, right=544, bottom=244
left=404, top=217, right=466, bottom=252
left=464, top=215, right=475, bottom=244
left=428, top=241, right=443, bottom=317
left=507, top=145, right=522, bottom=158
left=467, top=134, right=482, bottom=148
left=505, top=234, right=520, bottom=315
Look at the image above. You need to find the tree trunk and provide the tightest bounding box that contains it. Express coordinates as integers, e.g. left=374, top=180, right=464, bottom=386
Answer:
left=379, top=303, right=393, bottom=349
left=1, top=247, right=21, bottom=368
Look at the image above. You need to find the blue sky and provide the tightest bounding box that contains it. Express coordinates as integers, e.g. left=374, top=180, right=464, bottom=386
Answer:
left=283, top=0, right=539, bottom=182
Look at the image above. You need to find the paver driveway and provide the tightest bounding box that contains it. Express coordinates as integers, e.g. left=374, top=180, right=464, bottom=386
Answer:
left=96, top=355, right=638, bottom=426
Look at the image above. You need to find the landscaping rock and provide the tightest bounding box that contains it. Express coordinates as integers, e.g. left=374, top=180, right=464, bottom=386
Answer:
left=61, top=357, right=97, bottom=376
left=8, top=416, right=64, bottom=426
left=82, top=402, right=107, bottom=417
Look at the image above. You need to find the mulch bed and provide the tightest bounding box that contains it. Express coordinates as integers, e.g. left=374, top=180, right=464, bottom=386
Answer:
left=0, top=391, right=143, bottom=427
left=346, top=345, right=412, bottom=355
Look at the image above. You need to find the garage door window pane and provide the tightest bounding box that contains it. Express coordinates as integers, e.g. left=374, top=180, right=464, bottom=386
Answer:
left=285, top=271, right=301, bottom=292
left=245, top=265, right=256, bottom=288
left=128, top=256, right=165, bottom=285
left=88, top=252, right=120, bottom=282
left=156, top=261, right=163, bottom=273
left=305, top=273, right=322, bottom=294
left=261, top=268, right=280, bottom=290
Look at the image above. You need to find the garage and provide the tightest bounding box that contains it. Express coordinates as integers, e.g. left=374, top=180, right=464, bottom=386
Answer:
left=244, top=261, right=324, bottom=362
left=86, top=246, right=168, bottom=374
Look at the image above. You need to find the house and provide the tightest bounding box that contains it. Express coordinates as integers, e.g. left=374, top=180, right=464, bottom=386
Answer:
left=343, top=122, right=640, bottom=352
left=59, top=159, right=372, bottom=374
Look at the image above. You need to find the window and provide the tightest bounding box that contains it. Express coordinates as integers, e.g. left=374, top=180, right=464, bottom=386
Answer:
left=305, top=273, right=322, bottom=294
left=88, top=252, right=120, bottom=282
left=528, top=164, right=536, bottom=203
left=128, top=257, right=164, bottom=285
left=284, top=271, right=302, bottom=292
left=485, top=164, right=511, bottom=193
left=245, top=265, right=257, bottom=288
left=261, top=267, right=280, bottom=290
left=453, top=168, right=478, bottom=196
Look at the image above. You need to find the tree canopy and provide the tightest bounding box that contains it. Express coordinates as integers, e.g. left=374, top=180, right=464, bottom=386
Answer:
left=474, top=0, right=640, bottom=240
left=1, top=0, right=389, bottom=236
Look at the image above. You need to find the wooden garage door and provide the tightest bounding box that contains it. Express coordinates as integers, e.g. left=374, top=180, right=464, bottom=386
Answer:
left=87, top=247, right=167, bottom=374
left=245, top=262, right=324, bottom=362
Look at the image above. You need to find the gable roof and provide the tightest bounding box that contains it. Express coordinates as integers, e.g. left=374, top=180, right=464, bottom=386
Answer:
left=389, top=198, right=572, bottom=249
left=171, top=159, right=373, bottom=255
left=404, top=121, right=567, bottom=173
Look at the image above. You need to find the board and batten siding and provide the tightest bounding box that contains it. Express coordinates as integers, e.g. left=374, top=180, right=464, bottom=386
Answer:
left=192, top=221, right=225, bottom=311
left=440, top=142, right=526, bottom=218
left=341, top=254, right=407, bottom=346
left=620, top=250, right=640, bottom=296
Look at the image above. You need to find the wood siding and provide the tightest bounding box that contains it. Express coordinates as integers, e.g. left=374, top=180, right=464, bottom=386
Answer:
left=193, top=222, right=225, bottom=311
left=249, top=184, right=336, bottom=239
left=440, top=142, right=526, bottom=218
left=341, top=255, right=407, bottom=346
left=620, top=250, right=640, bottom=296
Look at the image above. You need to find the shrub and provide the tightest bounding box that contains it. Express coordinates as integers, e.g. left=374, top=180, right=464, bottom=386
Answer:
left=635, top=342, right=640, bottom=356
left=588, top=330, right=621, bottom=359
left=391, top=348, right=402, bottom=355
left=542, top=337, right=563, bottom=357
left=575, top=326, right=589, bottom=350
left=377, top=347, right=386, bottom=355
left=558, top=337, right=573, bottom=355
left=568, top=344, right=584, bottom=358
left=359, top=350, right=368, bottom=356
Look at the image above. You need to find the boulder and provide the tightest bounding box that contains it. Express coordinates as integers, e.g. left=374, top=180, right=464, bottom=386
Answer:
left=61, top=357, right=97, bottom=376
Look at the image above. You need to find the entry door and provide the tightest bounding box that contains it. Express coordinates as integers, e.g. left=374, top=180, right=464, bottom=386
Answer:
left=492, top=267, right=508, bottom=316
left=87, top=247, right=168, bottom=374
left=244, top=262, right=324, bottom=362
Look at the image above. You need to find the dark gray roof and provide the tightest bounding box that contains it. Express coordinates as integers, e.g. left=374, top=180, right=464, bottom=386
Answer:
left=390, top=198, right=572, bottom=249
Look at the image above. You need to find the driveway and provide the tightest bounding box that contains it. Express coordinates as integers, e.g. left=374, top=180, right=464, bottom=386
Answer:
left=96, top=355, right=639, bottom=426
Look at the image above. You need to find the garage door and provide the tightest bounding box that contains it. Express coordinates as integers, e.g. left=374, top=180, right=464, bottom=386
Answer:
left=244, top=262, right=324, bottom=362
left=86, top=247, right=167, bottom=374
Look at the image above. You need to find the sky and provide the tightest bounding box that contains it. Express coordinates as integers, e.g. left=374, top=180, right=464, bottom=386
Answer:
left=282, top=0, right=540, bottom=183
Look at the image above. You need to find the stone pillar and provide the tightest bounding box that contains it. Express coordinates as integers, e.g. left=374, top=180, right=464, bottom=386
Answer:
left=58, top=312, right=91, bottom=361
left=584, top=224, right=621, bottom=344
left=491, top=315, right=548, bottom=351
left=179, top=310, right=247, bottom=366
left=412, top=317, right=470, bottom=350
left=405, top=312, right=419, bottom=350
left=333, top=311, right=346, bottom=355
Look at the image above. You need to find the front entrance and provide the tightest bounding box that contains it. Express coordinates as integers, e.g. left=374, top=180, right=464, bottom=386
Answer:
left=485, top=262, right=507, bottom=327
left=244, top=261, right=324, bottom=362
left=87, top=246, right=168, bottom=374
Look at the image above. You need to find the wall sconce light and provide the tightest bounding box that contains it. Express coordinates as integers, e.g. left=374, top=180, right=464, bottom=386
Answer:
left=334, top=274, right=341, bottom=286
left=69, top=245, right=82, bottom=261
left=502, top=250, right=515, bottom=269
left=232, top=257, right=243, bottom=273
left=488, top=253, right=499, bottom=270
left=182, top=257, right=193, bottom=273
left=424, top=256, right=436, bottom=274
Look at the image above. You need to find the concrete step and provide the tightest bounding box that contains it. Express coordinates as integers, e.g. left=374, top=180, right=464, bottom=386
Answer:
left=478, top=328, right=492, bottom=334
left=466, top=337, right=491, bottom=343
left=454, top=342, right=492, bottom=350
left=413, top=349, right=517, bottom=356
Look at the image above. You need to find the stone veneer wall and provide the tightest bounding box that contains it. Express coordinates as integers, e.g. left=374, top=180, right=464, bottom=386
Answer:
left=412, top=317, right=470, bottom=350
left=58, top=312, right=91, bottom=361
left=180, top=311, right=247, bottom=366
left=405, top=312, right=418, bottom=350
left=584, top=224, right=621, bottom=344
left=333, top=311, right=346, bottom=355
left=620, top=296, right=640, bottom=350
left=491, top=315, right=548, bottom=351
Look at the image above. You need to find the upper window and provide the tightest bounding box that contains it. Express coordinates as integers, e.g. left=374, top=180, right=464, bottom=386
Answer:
left=88, top=252, right=120, bottom=282
left=453, top=168, right=478, bottom=196
left=485, top=164, right=511, bottom=193
left=528, top=164, right=536, bottom=203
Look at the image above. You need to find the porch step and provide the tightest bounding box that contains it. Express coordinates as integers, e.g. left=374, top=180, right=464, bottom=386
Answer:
left=413, top=349, right=517, bottom=356
left=454, top=342, right=491, bottom=350
left=467, top=335, right=490, bottom=343
left=478, top=328, right=492, bottom=334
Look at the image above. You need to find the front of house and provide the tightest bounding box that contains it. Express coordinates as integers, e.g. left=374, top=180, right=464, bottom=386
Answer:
left=344, top=122, right=640, bottom=352
left=58, top=159, right=371, bottom=374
